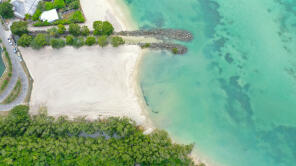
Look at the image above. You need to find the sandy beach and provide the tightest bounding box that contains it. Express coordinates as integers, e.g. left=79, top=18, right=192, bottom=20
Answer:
left=21, top=0, right=152, bottom=127
left=80, top=0, right=137, bottom=31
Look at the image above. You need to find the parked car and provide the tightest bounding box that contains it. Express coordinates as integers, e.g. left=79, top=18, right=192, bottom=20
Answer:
left=17, top=56, right=22, bottom=62
left=13, top=48, right=17, bottom=53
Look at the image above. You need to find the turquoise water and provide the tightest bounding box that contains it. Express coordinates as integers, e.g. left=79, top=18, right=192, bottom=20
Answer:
left=0, top=50, right=4, bottom=76
left=123, top=0, right=296, bottom=166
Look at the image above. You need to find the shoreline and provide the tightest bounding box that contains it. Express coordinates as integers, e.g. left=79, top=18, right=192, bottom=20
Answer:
left=110, top=1, right=207, bottom=164
left=96, top=0, right=156, bottom=130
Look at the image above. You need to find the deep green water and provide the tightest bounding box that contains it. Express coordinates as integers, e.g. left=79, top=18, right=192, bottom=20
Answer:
left=123, top=0, right=296, bottom=166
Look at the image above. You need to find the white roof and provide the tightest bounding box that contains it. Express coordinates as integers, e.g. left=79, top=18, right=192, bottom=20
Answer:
left=11, top=0, right=41, bottom=18
left=40, top=9, right=59, bottom=23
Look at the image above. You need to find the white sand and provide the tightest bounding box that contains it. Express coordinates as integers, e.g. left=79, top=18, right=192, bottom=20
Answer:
left=21, top=0, right=154, bottom=127
left=21, top=46, right=147, bottom=125
left=80, top=0, right=137, bottom=31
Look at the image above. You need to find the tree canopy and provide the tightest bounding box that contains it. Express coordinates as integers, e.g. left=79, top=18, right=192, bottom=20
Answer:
left=72, top=37, right=84, bottom=48
left=17, top=34, right=33, bottom=47
left=50, top=38, right=66, bottom=49
left=111, top=36, right=125, bottom=47
left=57, top=24, right=66, bottom=34
left=97, top=35, right=108, bottom=47
left=81, top=25, right=90, bottom=36
left=85, top=36, right=96, bottom=46
left=54, top=0, right=66, bottom=9
left=65, top=35, right=74, bottom=45
left=10, top=21, right=28, bottom=36
left=31, top=34, right=49, bottom=49
left=0, top=106, right=197, bottom=166
left=47, top=27, right=58, bottom=37
left=68, top=23, right=81, bottom=36
left=0, top=2, right=14, bottom=19
left=93, top=21, right=114, bottom=36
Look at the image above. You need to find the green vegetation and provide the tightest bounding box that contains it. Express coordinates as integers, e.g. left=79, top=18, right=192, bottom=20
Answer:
left=0, top=106, right=196, bottom=165
left=47, top=27, right=59, bottom=37
left=73, top=37, right=84, bottom=48
left=81, top=25, right=90, bottom=36
left=67, top=0, right=80, bottom=9
left=141, top=43, right=151, bottom=49
left=45, top=1, right=55, bottom=10
left=57, top=24, right=66, bottom=34
left=24, top=14, right=31, bottom=21
left=2, top=80, right=21, bottom=104
left=69, top=10, right=85, bottom=23
left=172, top=47, right=179, bottom=54
left=31, top=34, right=49, bottom=49
left=50, top=38, right=66, bottom=49
left=111, top=36, right=125, bottom=47
left=54, top=0, right=66, bottom=9
left=0, top=49, right=12, bottom=92
left=85, top=36, right=96, bottom=46
left=32, top=9, right=42, bottom=21
left=10, top=21, right=28, bottom=36
left=18, top=21, right=126, bottom=49
left=97, top=35, right=108, bottom=47
left=0, top=2, right=14, bottom=19
left=17, top=34, right=33, bottom=47
left=32, top=0, right=85, bottom=27
left=69, top=23, right=81, bottom=36
left=65, top=35, right=74, bottom=45
left=93, top=21, right=114, bottom=36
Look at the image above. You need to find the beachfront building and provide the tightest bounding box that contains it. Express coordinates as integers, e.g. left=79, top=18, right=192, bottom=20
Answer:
left=10, top=0, right=41, bottom=19
left=40, top=9, right=59, bottom=23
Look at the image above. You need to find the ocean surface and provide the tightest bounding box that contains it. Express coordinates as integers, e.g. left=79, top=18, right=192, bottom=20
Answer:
left=123, top=0, right=296, bottom=166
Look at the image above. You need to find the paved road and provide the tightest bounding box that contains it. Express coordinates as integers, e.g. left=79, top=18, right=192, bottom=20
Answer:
left=0, top=23, right=29, bottom=111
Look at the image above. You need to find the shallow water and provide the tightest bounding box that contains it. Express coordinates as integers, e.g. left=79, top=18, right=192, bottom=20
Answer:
left=123, top=0, right=296, bottom=165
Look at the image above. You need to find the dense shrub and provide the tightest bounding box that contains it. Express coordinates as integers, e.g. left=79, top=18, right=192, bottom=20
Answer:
left=10, top=21, right=28, bottom=36
left=31, top=34, right=49, bottom=49
left=53, top=19, right=71, bottom=25
left=65, top=35, right=74, bottom=45
left=54, top=0, right=65, bottom=9
left=93, top=21, right=114, bottom=36
left=33, top=20, right=52, bottom=27
left=47, top=27, right=58, bottom=37
left=68, top=23, right=80, bottom=36
left=0, top=2, right=14, bottom=19
left=141, top=43, right=151, bottom=49
left=172, top=47, right=179, bottom=54
left=102, top=21, right=114, bottom=36
left=37, top=1, right=46, bottom=11
left=0, top=106, right=196, bottom=166
left=57, top=24, right=66, bottom=34
left=32, top=9, right=42, bottom=21
left=73, top=37, right=84, bottom=48
left=93, top=21, right=103, bottom=36
left=81, top=25, right=90, bottom=36
left=17, top=34, right=33, bottom=47
left=69, top=0, right=80, bottom=9
left=111, top=36, right=125, bottom=47
left=45, top=2, right=55, bottom=11
left=69, top=10, right=85, bottom=23
left=85, top=36, right=96, bottom=46
left=97, top=35, right=108, bottom=47
left=50, top=38, right=66, bottom=49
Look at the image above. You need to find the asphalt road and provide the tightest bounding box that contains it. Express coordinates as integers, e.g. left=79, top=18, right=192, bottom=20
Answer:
left=0, top=23, right=29, bottom=111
